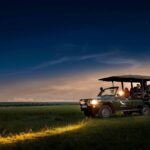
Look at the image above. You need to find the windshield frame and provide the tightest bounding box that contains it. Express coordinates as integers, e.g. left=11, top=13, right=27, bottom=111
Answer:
left=98, top=87, right=119, bottom=97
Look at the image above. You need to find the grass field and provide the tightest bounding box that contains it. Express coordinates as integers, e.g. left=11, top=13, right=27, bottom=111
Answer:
left=0, top=105, right=150, bottom=150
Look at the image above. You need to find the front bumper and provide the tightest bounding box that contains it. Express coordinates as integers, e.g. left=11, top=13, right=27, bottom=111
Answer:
left=80, top=99, right=100, bottom=114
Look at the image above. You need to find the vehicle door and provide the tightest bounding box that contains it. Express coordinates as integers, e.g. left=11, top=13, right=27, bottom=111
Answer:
left=113, top=97, right=132, bottom=111
left=132, top=98, right=143, bottom=109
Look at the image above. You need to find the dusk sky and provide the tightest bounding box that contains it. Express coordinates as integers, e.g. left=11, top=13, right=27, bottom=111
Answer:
left=0, top=0, right=150, bottom=101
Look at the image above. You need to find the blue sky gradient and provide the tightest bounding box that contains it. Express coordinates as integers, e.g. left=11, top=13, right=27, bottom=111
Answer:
left=0, top=0, right=150, bottom=101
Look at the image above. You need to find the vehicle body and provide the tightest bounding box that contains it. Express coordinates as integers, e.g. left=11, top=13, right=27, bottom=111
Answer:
left=80, top=75, right=150, bottom=118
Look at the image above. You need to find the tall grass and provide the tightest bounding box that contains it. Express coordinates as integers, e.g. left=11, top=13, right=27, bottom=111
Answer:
left=0, top=105, right=84, bottom=136
left=0, top=122, right=86, bottom=145
left=0, top=105, right=150, bottom=150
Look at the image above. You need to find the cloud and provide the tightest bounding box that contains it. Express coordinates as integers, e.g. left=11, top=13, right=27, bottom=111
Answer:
left=33, top=57, right=70, bottom=70
left=76, top=52, right=114, bottom=60
left=13, top=97, right=36, bottom=102
left=1, top=66, right=150, bottom=102
left=32, top=51, right=117, bottom=70
left=98, top=57, right=141, bottom=68
left=6, top=50, right=144, bottom=77
left=32, top=51, right=142, bottom=72
left=0, top=71, right=103, bottom=101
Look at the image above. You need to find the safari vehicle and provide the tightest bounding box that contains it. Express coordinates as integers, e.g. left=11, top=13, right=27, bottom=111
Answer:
left=80, top=75, right=150, bottom=118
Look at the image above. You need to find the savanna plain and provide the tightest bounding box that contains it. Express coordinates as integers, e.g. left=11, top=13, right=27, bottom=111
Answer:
left=0, top=104, right=150, bottom=150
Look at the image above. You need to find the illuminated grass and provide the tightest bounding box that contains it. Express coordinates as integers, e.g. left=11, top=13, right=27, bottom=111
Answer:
left=0, top=122, right=86, bottom=145
left=1, top=105, right=150, bottom=150
left=0, top=105, right=84, bottom=136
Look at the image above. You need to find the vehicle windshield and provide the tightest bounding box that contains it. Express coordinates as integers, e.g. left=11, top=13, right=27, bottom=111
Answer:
left=101, top=88, right=117, bottom=96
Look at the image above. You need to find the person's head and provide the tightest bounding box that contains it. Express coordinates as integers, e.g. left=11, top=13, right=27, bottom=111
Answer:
left=100, top=87, right=103, bottom=92
left=125, top=87, right=129, bottom=91
left=137, top=84, right=140, bottom=88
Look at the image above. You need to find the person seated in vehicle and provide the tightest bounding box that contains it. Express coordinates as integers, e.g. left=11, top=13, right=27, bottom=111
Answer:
left=130, top=88, right=134, bottom=98
left=135, top=84, right=142, bottom=92
left=124, top=87, right=130, bottom=98
left=145, top=85, right=150, bottom=97
left=132, top=84, right=142, bottom=98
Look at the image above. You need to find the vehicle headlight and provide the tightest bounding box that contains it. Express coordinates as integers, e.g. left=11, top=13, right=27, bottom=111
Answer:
left=90, top=99, right=98, bottom=105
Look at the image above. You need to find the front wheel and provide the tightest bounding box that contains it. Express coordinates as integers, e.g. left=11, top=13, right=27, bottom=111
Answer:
left=98, top=105, right=112, bottom=118
left=141, top=105, right=150, bottom=116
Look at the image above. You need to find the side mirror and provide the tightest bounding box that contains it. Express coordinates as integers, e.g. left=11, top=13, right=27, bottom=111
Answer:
left=100, top=87, right=104, bottom=92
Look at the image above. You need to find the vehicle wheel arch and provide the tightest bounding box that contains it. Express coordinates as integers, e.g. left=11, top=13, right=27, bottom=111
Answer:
left=141, top=104, right=150, bottom=115
left=98, top=104, right=113, bottom=118
left=102, top=102, right=115, bottom=113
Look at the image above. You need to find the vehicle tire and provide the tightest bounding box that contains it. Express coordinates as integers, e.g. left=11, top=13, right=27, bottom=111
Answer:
left=98, top=105, right=112, bottom=118
left=141, top=105, right=150, bottom=116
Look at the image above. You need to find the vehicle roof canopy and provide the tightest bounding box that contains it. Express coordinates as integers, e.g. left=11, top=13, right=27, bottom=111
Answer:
left=99, top=75, right=150, bottom=82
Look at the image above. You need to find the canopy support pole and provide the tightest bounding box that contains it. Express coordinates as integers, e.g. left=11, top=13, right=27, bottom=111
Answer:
left=140, top=80, right=144, bottom=91
left=112, top=81, right=114, bottom=87
left=141, top=80, right=145, bottom=98
left=131, top=82, right=133, bottom=89
left=121, top=82, right=124, bottom=90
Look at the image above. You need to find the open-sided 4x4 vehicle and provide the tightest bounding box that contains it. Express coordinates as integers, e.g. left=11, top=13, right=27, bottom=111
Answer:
left=80, top=75, right=150, bottom=118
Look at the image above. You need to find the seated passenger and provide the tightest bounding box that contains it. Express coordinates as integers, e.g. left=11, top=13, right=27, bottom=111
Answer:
left=135, top=84, right=142, bottom=93
left=146, top=85, right=150, bottom=93
left=145, top=85, right=150, bottom=97
left=130, top=88, right=134, bottom=97
left=132, top=84, right=142, bottom=98
left=124, top=88, right=130, bottom=98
